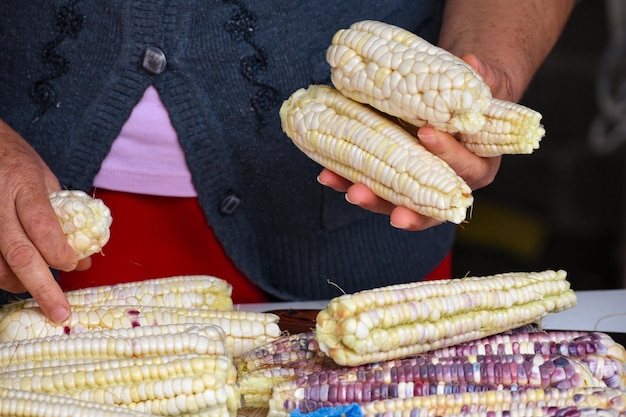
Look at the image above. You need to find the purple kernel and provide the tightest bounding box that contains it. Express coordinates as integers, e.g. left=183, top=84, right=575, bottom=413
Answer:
left=428, top=382, right=437, bottom=395
left=308, top=386, right=319, bottom=402
left=327, top=370, right=338, bottom=385
left=337, top=384, right=347, bottom=403
left=307, top=373, right=319, bottom=386
left=554, top=380, right=572, bottom=390
left=388, top=383, right=398, bottom=398
left=564, top=364, right=577, bottom=379
left=381, top=384, right=390, bottom=399
left=553, top=356, right=570, bottom=367
left=319, top=383, right=329, bottom=402
left=362, top=383, right=371, bottom=402
left=605, top=374, right=622, bottom=389
left=328, top=384, right=338, bottom=403
left=284, top=399, right=295, bottom=411
left=353, top=382, right=362, bottom=402
left=371, top=384, right=381, bottom=401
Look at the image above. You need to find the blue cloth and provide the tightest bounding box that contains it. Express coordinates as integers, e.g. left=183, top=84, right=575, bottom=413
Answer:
left=0, top=0, right=455, bottom=302
left=291, top=404, right=362, bottom=417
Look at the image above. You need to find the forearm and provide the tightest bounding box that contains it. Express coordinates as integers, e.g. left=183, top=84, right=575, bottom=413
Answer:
left=438, top=0, right=575, bottom=101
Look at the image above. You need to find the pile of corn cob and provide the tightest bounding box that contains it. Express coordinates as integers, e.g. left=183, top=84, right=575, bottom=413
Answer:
left=0, top=275, right=283, bottom=417
left=280, top=20, right=547, bottom=224
left=0, top=270, right=624, bottom=417
left=232, top=270, right=626, bottom=417
left=237, top=329, right=626, bottom=417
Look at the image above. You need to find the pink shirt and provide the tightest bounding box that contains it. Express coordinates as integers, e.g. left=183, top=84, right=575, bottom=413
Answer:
left=93, top=86, right=197, bottom=197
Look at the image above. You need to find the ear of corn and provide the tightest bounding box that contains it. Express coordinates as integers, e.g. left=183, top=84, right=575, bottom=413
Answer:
left=0, top=324, right=228, bottom=369
left=429, top=330, right=626, bottom=388
left=0, top=275, right=234, bottom=321
left=315, top=270, right=577, bottom=366
left=327, top=19, right=492, bottom=135
left=458, top=99, right=546, bottom=157
left=0, top=305, right=280, bottom=358
left=49, top=190, right=112, bottom=259
left=0, top=387, right=158, bottom=417
left=237, top=332, right=337, bottom=410
left=280, top=84, right=473, bottom=224
left=238, top=331, right=327, bottom=373
left=268, top=353, right=604, bottom=416
left=326, top=20, right=546, bottom=157
left=356, top=386, right=626, bottom=417
left=0, top=353, right=239, bottom=417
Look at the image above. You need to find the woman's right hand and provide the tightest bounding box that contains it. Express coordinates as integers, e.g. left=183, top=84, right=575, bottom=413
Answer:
left=0, top=119, right=75, bottom=323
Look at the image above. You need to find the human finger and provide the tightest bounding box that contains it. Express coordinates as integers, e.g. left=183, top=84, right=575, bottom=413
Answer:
left=417, top=126, right=501, bottom=190
left=317, top=168, right=353, bottom=192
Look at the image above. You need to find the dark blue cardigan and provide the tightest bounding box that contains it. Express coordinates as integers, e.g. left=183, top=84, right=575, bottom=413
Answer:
left=0, top=0, right=455, bottom=301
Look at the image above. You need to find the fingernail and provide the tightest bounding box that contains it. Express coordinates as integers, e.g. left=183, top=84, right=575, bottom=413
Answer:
left=50, top=306, right=70, bottom=324
left=316, top=175, right=328, bottom=186
left=344, top=193, right=356, bottom=204
left=417, top=132, right=436, bottom=143
left=390, top=219, right=407, bottom=229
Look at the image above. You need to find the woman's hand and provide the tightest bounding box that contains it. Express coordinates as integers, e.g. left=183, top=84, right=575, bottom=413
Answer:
left=318, top=54, right=503, bottom=231
left=0, top=119, right=81, bottom=323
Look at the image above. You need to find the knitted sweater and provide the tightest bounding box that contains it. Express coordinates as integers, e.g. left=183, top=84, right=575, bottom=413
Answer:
left=0, top=0, right=456, bottom=301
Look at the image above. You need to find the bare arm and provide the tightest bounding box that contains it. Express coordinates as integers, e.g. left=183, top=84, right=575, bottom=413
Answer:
left=438, top=0, right=575, bottom=102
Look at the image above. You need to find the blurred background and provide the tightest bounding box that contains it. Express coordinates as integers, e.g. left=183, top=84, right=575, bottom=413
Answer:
left=452, top=0, right=626, bottom=290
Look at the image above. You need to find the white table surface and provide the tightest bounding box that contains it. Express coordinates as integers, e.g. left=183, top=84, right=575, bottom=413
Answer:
left=236, top=289, right=626, bottom=333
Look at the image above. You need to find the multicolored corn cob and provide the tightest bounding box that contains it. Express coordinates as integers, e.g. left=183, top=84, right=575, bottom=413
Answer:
left=237, top=332, right=336, bottom=409
left=429, top=330, right=626, bottom=389
left=268, top=352, right=604, bottom=416
left=357, top=386, right=626, bottom=417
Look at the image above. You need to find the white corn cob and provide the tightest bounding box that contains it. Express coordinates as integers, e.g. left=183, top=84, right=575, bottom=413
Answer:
left=280, top=84, right=473, bottom=224
left=0, top=305, right=280, bottom=357
left=0, top=324, right=227, bottom=369
left=327, top=20, right=491, bottom=134
left=315, top=270, right=577, bottom=366
left=0, top=275, right=234, bottom=320
left=326, top=20, right=545, bottom=156
left=49, top=190, right=112, bottom=259
left=459, top=99, right=546, bottom=157
left=0, top=354, right=240, bottom=417
left=0, top=387, right=157, bottom=417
